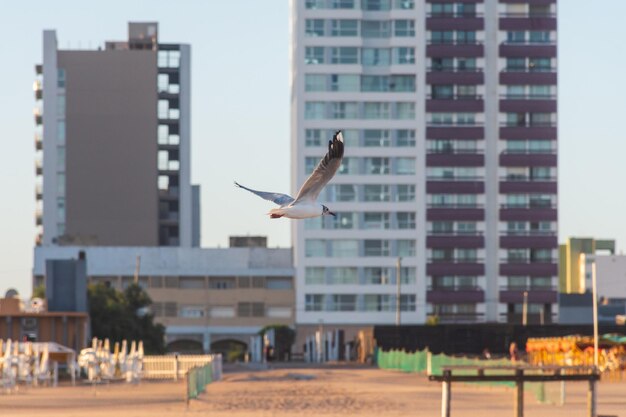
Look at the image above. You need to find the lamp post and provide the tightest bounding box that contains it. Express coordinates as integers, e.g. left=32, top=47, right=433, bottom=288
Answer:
left=591, top=262, right=599, bottom=368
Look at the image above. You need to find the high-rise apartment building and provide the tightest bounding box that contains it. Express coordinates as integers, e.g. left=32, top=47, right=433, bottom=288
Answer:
left=291, top=0, right=558, bottom=326
left=34, top=22, right=198, bottom=247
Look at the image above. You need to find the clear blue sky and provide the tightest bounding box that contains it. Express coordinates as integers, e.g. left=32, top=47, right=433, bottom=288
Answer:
left=0, top=1, right=624, bottom=297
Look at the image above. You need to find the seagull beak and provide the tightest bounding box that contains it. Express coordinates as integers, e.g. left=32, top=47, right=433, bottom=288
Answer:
left=329, top=211, right=336, bottom=217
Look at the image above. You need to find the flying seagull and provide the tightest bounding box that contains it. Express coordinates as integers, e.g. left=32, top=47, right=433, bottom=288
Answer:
left=235, top=130, right=344, bottom=219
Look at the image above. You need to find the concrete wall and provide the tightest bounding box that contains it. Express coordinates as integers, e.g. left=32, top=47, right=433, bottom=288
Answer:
left=59, top=50, right=158, bottom=246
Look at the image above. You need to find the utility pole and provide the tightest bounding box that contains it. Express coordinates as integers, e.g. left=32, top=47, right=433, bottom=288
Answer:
left=134, top=255, right=141, bottom=285
left=592, top=261, right=599, bottom=368
left=396, top=257, right=402, bottom=326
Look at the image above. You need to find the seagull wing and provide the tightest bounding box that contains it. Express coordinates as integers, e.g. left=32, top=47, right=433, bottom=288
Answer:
left=293, top=131, right=344, bottom=204
left=234, top=181, right=294, bottom=207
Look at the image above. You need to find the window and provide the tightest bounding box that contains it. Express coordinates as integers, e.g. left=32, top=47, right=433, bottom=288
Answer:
left=331, top=47, right=359, bottom=64
left=397, top=212, right=415, bottom=229
left=57, top=121, right=66, bottom=144
left=305, top=157, right=318, bottom=174
left=506, top=194, right=527, bottom=207
left=332, top=0, right=356, bottom=8
left=364, top=267, right=390, bottom=284
left=330, top=102, right=358, bottom=119
left=363, top=295, right=393, bottom=312
left=529, top=85, right=550, bottom=98
left=331, top=19, right=359, bottom=36
left=400, top=294, right=416, bottom=311
left=361, top=75, right=388, bottom=92
left=338, top=157, right=359, bottom=175
left=396, top=102, right=415, bottom=119
left=457, top=85, right=477, bottom=98
left=506, top=58, right=525, bottom=71
left=330, top=212, right=357, bottom=229
left=57, top=69, right=66, bottom=88
left=329, top=267, right=358, bottom=284
left=457, top=222, right=477, bottom=234
left=179, top=305, right=205, bottom=318
left=432, top=221, right=453, bottom=234
left=396, top=158, right=416, bottom=175
left=364, top=240, right=390, bottom=256
left=390, top=75, right=415, bottom=92
left=364, top=130, right=391, bottom=147
left=507, top=221, right=526, bottom=234
left=396, top=184, right=415, bottom=201
left=305, top=267, right=326, bottom=284
left=394, top=47, right=415, bottom=64
left=305, top=294, right=324, bottom=311
left=305, top=129, right=324, bottom=146
left=305, top=47, right=325, bottom=64
left=431, top=3, right=454, bottom=16
left=363, top=0, right=390, bottom=11
left=362, top=20, right=390, bottom=38
left=363, top=212, right=390, bottom=229
left=394, top=20, right=415, bottom=37
left=329, top=184, right=356, bottom=202
left=432, top=85, right=453, bottom=99
left=305, top=74, right=326, bottom=92
left=305, top=239, right=326, bottom=257
left=529, top=58, right=551, bottom=72
left=507, top=31, right=525, bottom=44
left=363, top=102, right=390, bottom=119
left=530, top=112, right=552, bottom=126
left=362, top=48, right=391, bottom=66
left=431, top=57, right=454, bottom=71
left=209, top=277, right=235, bottom=289
left=332, top=294, right=357, bottom=311
left=365, top=157, right=390, bottom=174
left=397, top=240, right=416, bottom=256
left=508, top=249, right=528, bottom=262
left=431, top=31, right=454, bottom=44
left=530, top=167, right=551, bottom=180
left=238, top=302, right=265, bottom=317
left=457, top=249, right=477, bottom=262
left=304, top=217, right=323, bottom=230
left=306, top=19, right=325, bottom=36
left=56, top=197, right=65, bottom=223
left=529, top=31, right=550, bottom=44
left=305, top=102, right=325, bottom=119
left=456, top=31, right=476, bottom=44
left=330, top=240, right=359, bottom=257
left=396, top=130, right=416, bottom=147
left=457, top=58, right=476, bottom=71
left=331, top=74, right=359, bottom=91
left=507, top=85, right=525, bottom=99
left=57, top=173, right=65, bottom=196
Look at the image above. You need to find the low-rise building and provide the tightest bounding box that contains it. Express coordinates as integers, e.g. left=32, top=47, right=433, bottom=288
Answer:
left=34, top=244, right=294, bottom=354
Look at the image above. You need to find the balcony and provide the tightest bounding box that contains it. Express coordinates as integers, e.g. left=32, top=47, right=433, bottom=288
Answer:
left=500, top=71, right=557, bottom=86
left=426, top=69, right=483, bottom=85
left=499, top=259, right=558, bottom=276
left=426, top=180, right=484, bottom=194
left=499, top=235, right=557, bottom=249
left=499, top=125, right=557, bottom=140
left=159, top=187, right=179, bottom=199
left=499, top=180, right=557, bottom=194
left=35, top=184, right=43, bottom=200
left=499, top=44, right=557, bottom=58
left=426, top=43, right=484, bottom=58
left=427, top=96, right=484, bottom=112
left=427, top=14, right=484, bottom=31
left=35, top=64, right=43, bottom=75
left=35, top=159, right=43, bottom=176
left=427, top=206, right=484, bottom=221
left=500, top=207, right=557, bottom=222
left=500, top=98, right=556, bottom=113
left=500, top=153, right=557, bottom=166
left=499, top=15, right=557, bottom=31
left=427, top=259, right=484, bottom=276
left=427, top=286, right=485, bottom=303
left=427, top=125, right=484, bottom=139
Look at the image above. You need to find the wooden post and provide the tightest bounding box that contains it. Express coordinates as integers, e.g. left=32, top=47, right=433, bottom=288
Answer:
left=441, top=370, right=451, bottom=417
left=587, top=378, right=597, bottom=417
left=515, top=369, right=524, bottom=417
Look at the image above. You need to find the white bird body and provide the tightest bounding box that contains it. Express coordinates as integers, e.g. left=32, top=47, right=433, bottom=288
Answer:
left=236, top=131, right=344, bottom=220
left=269, top=202, right=323, bottom=219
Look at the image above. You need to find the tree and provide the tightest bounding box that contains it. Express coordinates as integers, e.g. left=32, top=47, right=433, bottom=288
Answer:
left=87, top=282, right=165, bottom=354
left=32, top=285, right=45, bottom=299
left=259, top=325, right=296, bottom=361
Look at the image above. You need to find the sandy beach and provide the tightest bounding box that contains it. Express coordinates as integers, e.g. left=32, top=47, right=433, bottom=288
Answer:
left=1, top=365, right=625, bottom=416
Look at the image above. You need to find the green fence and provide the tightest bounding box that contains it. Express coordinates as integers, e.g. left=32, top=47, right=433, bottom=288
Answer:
left=186, top=364, right=213, bottom=403
left=377, top=349, right=550, bottom=403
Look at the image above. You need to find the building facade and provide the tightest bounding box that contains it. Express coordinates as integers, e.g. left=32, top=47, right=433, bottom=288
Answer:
left=34, top=22, right=197, bottom=247
left=291, top=0, right=558, bottom=325
left=33, top=246, right=295, bottom=353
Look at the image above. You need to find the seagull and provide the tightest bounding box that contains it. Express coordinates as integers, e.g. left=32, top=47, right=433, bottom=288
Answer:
left=235, top=130, right=344, bottom=219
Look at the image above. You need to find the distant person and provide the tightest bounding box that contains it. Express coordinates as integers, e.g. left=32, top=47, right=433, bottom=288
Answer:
left=482, top=348, right=492, bottom=360
left=509, top=342, right=519, bottom=362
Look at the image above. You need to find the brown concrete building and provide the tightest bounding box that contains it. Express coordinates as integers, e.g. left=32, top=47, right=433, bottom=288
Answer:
left=34, top=22, right=199, bottom=248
